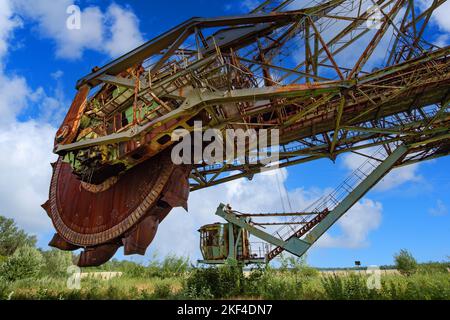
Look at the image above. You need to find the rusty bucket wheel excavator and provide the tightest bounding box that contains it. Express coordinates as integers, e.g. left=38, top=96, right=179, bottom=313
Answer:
left=42, top=151, right=191, bottom=267
left=44, top=0, right=450, bottom=267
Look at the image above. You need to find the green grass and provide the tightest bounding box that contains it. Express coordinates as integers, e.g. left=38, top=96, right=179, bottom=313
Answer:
left=1, top=267, right=448, bottom=300
left=0, top=246, right=448, bottom=300
left=3, top=276, right=185, bottom=300
left=2, top=215, right=448, bottom=300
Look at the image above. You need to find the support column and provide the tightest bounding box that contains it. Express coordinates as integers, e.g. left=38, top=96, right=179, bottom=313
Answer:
left=227, top=222, right=236, bottom=261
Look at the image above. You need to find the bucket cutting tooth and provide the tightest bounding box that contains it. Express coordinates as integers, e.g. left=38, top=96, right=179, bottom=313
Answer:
left=77, top=243, right=121, bottom=267
left=49, top=233, right=80, bottom=251
left=41, top=200, right=51, bottom=217
left=123, top=214, right=161, bottom=256
left=43, top=149, right=191, bottom=267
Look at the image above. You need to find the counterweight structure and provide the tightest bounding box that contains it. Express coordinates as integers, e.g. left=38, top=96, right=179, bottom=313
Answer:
left=43, top=0, right=450, bottom=266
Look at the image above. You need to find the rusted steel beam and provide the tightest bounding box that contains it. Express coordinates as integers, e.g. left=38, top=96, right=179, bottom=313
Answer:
left=308, top=16, right=345, bottom=80
left=280, top=0, right=393, bottom=82
left=75, top=11, right=307, bottom=89
left=191, top=113, right=450, bottom=190
left=402, top=0, right=446, bottom=30
left=330, top=95, right=346, bottom=156
left=54, top=85, right=90, bottom=146
left=97, top=74, right=136, bottom=89
left=47, top=0, right=450, bottom=268
left=348, top=0, right=405, bottom=78
left=77, top=0, right=347, bottom=89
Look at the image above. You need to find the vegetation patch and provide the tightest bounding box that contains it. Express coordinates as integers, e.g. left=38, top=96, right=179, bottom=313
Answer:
left=0, top=215, right=448, bottom=300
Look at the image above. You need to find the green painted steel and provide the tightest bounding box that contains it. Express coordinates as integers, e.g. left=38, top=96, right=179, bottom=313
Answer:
left=199, top=143, right=444, bottom=266
left=198, top=221, right=253, bottom=263
left=227, top=222, right=235, bottom=260
left=303, top=144, right=410, bottom=249
left=216, top=204, right=310, bottom=258
left=211, top=144, right=410, bottom=264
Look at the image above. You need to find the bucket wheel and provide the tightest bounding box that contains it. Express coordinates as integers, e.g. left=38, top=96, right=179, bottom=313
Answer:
left=42, top=150, right=190, bottom=267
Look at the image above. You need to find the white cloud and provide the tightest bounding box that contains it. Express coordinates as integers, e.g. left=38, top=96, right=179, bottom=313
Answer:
left=0, top=70, right=58, bottom=236
left=418, top=0, right=450, bottom=33
left=415, top=0, right=450, bottom=47
left=0, top=121, right=57, bottom=235
left=151, top=168, right=322, bottom=259
left=12, top=0, right=144, bottom=60
left=428, top=199, right=448, bottom=216
left=375, top=165, right=421, bottom=191
left=289, top=1, right=399, bottom=76
left=103, top=4, right=144, bottom=57
left=289, top=1, right=450, bottom=75
left=240, top=0, right=260, bottom=11
left=0, top=72, right=30, bottom=125
left=0, top=0, right=58, bottom=238
left=0, top=17, right=58, bottom=233
left=0, top=0, right=128, bottom=244
left=435, top=34, right=450, bottom=47
left=317, top=198, right=383, bottom=248
left=0, top=0, right=22, bottom=61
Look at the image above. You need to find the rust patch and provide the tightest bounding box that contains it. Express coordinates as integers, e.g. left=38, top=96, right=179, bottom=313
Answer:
left=48, top=150, right=176, bottom=247
left=55, top=85, right=90, bottom=146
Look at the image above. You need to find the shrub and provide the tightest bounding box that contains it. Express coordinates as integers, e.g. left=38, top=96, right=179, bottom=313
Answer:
left=403, top=274, right=450, bottom=300
left=297, top=265, right=320, bottom=278
left=128, top=286, right=139, bottom=298
left=379, top=273, right=450, bottom=300
left=380, top=278, right=405, bottom=300
left=279, top=253, right=319, bottom=278
left=181, top=285, right=213, bottom=300
left=152, top=282, right=173, bottom=299
left=0, top=278, right=11, bottom=300
left=0, top=216, right=37, bottom=256
left=394, top=249, right=418, bottom=276
left=140, top=289, right=154, bottom=300
left=122, top=261, right=148, bottom=278
left=183, top=265, right=244, bottom=299
left=82, top=278, right=102, bottom=300
left=42, top=249, right=73, bottom=277
left=147, top=254, right=191, bottom=278
left=321, top=274, right=345, bottom=299
left=160, top=255, right=190, bottom=277
left=321, top=274, right=380, bottom=300
left=105, top=285, right=122, bottom=299
left=0, top=246, right=44, bottom=281
left=258, top=274, right=304, bottom=300
left=417, top=261, right=450, bottom=274
left=241, top=267, right=266, bottom=297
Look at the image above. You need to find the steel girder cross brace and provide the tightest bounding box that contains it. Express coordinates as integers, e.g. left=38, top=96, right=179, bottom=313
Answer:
left=216, top=204, right=310, bottom=261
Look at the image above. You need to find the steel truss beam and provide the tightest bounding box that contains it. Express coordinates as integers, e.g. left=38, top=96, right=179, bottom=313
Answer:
left=53, top=0, right=449, bottom=201
left=190, top=103, right=450, bottom=190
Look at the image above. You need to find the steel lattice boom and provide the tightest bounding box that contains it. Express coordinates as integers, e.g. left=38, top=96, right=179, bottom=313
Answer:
left=44, top=0, right=450, bottom=266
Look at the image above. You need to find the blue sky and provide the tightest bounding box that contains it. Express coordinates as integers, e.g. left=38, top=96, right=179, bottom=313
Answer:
left=0, top=0, right=448, bottom=268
